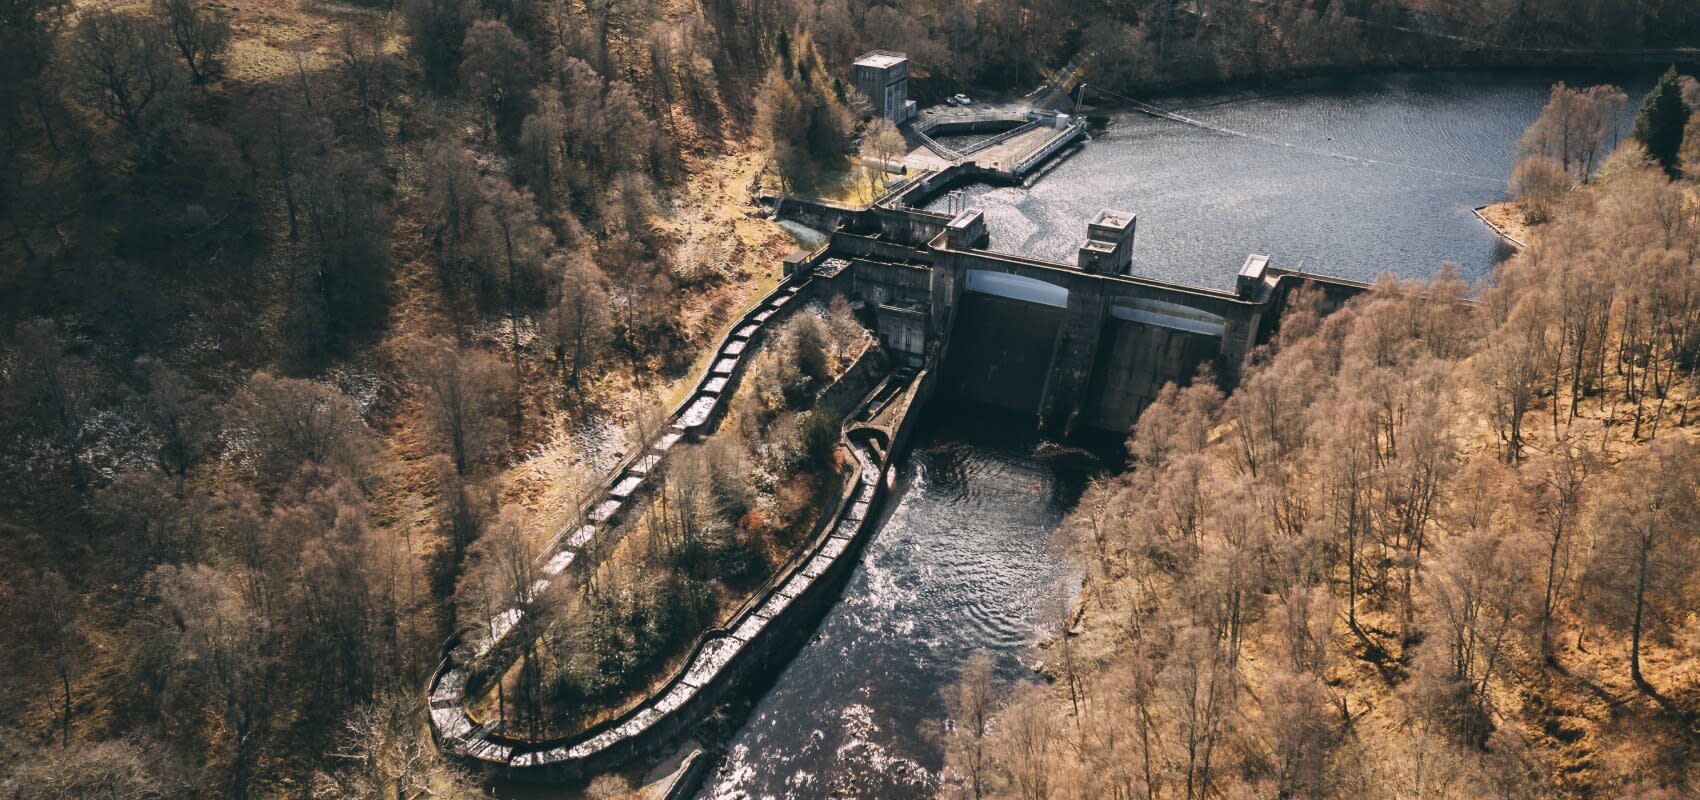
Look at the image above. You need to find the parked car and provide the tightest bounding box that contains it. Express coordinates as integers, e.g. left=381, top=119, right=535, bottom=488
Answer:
left=951, top=93, right=973, bottom=106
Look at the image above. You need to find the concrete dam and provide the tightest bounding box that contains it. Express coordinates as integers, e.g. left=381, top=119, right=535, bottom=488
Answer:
left=431, top=165, right=1375, bottom=790
left=775, top=178, right=1369, bottom=437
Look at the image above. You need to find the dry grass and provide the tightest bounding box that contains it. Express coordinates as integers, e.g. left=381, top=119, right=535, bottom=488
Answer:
left=1477, top=200, right=1534, bottom=249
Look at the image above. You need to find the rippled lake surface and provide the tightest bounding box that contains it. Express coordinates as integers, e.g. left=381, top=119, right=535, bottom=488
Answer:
left=702, top=70, right=1661, bottom=800
left=928, top=70, right=1656, bottom=290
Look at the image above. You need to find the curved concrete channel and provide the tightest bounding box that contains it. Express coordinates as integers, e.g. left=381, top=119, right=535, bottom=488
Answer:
left=427, top=259, right=931, bottom=783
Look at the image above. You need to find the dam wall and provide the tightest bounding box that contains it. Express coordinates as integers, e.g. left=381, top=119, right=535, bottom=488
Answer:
left=773, top=198, right=1371, bottom=437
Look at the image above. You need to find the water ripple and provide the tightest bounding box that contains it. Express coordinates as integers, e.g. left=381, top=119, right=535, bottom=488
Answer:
left=942, top=70, right=1660, bottom=289
left=698, top=412, right=1076, bottom=800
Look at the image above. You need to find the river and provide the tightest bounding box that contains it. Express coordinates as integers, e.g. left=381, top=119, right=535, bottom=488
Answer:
left=696, top=408, right=1092, bottom=799
left=696, top=69, right=1664, bottom=800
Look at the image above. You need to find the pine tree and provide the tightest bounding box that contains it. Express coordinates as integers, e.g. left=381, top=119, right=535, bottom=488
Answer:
left=1631, top=67, right=1691, bottom=177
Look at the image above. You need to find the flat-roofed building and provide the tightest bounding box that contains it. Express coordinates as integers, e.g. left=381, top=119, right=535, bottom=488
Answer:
left=853, top=51, right=914, bottom=122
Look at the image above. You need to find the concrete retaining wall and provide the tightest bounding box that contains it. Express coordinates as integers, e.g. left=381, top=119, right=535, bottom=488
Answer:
left=429, top=270, right=930, bottom=783
left=484, top=366, right=923, bottom=783
left=430, top=273, right=819, bottom=772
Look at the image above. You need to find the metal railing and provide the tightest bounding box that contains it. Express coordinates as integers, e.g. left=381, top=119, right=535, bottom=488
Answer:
left=1011, top=120, right=1088, bottom=176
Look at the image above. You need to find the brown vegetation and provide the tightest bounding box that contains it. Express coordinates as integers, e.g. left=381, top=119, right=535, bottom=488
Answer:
left=3, top=0, right=1699, bottom=796
left=458, top=309, right=869, bottom=740
left=0, top=0, right=817, bottom=794
left=796, top=0, right=1700, bottom=101
left=938, top=100, right=1700, bottom=800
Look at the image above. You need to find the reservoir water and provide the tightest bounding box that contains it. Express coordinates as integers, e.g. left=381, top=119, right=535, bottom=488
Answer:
left=927, top=70, right=1656, bottom=290
left=698, top=69, right=1664, bottom=799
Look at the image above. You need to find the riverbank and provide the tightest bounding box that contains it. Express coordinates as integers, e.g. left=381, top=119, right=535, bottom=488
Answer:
left=1475, top=201, right=1532, bottom=250
left=1067, top=6, right=1700, bottom=106
left=944, top=151, right=1700, bottom=799
left=1107, top=53, right=1697, bottom=107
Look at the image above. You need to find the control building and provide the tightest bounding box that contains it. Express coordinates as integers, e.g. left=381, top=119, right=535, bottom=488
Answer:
left=852, top=51, right=915, bottom=123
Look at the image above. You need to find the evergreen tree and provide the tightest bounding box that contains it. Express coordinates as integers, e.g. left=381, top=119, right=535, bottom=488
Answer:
left=1631, top=67, right=1691, bottom=177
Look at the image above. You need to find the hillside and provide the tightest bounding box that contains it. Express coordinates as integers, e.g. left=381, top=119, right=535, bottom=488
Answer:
left=936, top=107, right=1700, bottom=799
left=3, top=1, right=1700, bottom=798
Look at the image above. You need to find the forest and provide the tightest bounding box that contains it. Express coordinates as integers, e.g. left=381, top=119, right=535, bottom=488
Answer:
left=3, top=0, right=1700, bottom=798
left=936, top=73, right=1700, bottom=799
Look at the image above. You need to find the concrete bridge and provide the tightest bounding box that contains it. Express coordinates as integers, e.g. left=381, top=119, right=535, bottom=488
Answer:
left=775, top=172, right=1368, bottom=436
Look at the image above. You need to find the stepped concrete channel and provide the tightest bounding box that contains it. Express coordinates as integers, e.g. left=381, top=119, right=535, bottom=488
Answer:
left=428, top=264, right=934, bottom=784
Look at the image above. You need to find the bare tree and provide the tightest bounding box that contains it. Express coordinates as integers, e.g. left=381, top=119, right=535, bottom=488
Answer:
left=1680, top=113, right=1700, bottom=180
left=403, top=0, right=475, bottom=91
left=142, top=563, right=268, bottom=798
left=1161, top=625, right=1233, bottom=800
left=586, top=774, right=640, bottom=800
left=993, top=683, right=1062, bottom=800
left=1410, top=527, right=1533, bottom=745
left=316, top=690, right=478, bottom=799
left=65, top=9, right=183, bottom=146
left=336, top=28, right=401, bottom=144
left=1254, top=669, right=1340, bottom=798
left=1312, top=391, right=1377, bottom=635
left=541, top=252, right=612, bottom=399
left=459, top=18, right=533, bottom=142
left=517, top=87, right=570, bottom=212
left=1521, top=430, right=1596, bottom=661
left=420, top=135, right=486, bottom=288
left=474, top=176, right=550, bottom=375
left=860, top=117, right=906, bottom=193
left=290, top=478, right=396, bottom=703
left=1510, top=154, right=1570, bottom=223
left=94, top=468, right=212, bottom=565
left=223, top=371, right=373, bottom=483
left=1128, top=374, right=1221, bottom=469
left=1475, top=292, right=1554, bottom=462
left=299, top=146, right=391, bottom=351
left=1584, top=437, right=1700, bottom=691
left=6, top=321, right=99, bottom=492
left=237, top=87, right=322, bottom=241
left=940, top=651, right=999, bottom=799
left=152, top=0, right=230, bottom=84
left=1515, top=82, right=1628, bottom=182
left=458, top=505, right=543, bottom=732
left=0, top=736, right=189, bottom=799
left=12, top=570, right=83, bottom=746
left=402, top=337, right=514, bottom=475
left=134, top=356, right=219, bottom=478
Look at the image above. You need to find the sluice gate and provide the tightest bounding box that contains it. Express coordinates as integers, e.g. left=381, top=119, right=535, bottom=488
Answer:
left=784, top=183, right=1371, bottom=437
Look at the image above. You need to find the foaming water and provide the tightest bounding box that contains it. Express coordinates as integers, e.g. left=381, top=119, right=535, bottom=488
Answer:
left=931, top=70, right=1660, bottom=289
left=697, top=408, right=1092, bottom=799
